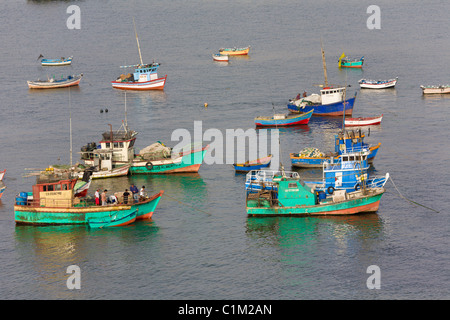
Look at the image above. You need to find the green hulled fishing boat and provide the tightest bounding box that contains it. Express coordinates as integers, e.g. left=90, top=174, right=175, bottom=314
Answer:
left=246, top=169, right=385, bottom=217
left=14, top=170, right=164, bottom=225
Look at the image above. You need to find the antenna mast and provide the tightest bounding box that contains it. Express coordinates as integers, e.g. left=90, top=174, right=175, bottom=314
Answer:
left=133, top=17, right=144, bottom=65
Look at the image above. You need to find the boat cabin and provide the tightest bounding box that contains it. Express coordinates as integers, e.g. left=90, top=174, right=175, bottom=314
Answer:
left=320, top=86, right=346, bottom=105
left=323, top=151, right=369, bottom=189
left=100, top=129, right=137, bottom=163
left=133, top=63, right=160, bottom=82
left=335, top=129, right=368, bottom=153
left=31, top=173, right=78, bottom=207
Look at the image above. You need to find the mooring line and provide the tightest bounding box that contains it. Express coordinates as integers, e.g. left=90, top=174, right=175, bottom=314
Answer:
left=163, top=192, right=212, bottom=215
left=388, top=175, right=439, bottom=213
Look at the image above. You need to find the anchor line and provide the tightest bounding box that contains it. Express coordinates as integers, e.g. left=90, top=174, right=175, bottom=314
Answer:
left=163, top=192, right=211, bottom=215
left=388, top=175, right=439, bottom=213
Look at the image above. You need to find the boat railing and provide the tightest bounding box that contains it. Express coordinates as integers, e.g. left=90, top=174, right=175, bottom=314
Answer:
left=245, top=170, right=300, bottom=184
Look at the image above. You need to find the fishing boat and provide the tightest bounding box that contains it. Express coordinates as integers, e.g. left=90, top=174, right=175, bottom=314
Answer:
left=303, top=149, right=389, bottom=195
left=27, top=74, right=83, bottom=89
left=0, top=169, right=5, bottom=181
left=78, top=144, right=131, bottom=179
left=111, top=19, right=166, bottom=90
left=234, top=155, right=272, bottom=172
left=420, top=85, right=450, bottom=94
left=288, top=45, right=356, bottom=116
left=359, top=78, right=397, bottom=89
left=219, top=46, right=250, bottom=55
left=212, top=53, right=229, bottom=62
left=41, top=56, right=73, bottom=66
left=80, top=121, right=208, bottom=174
left=338, top=53, right=364, bottom=68
left=345, top=114, right=383, bottom=127
left=246, top=169, right=385, bottom=217
left=290, top=129, right=381, bottom=168
left=14, top=170, right=164, bottom=225
left=254, top=110, right=313, bottom=127
left=88, top=209, right=137, bottom=228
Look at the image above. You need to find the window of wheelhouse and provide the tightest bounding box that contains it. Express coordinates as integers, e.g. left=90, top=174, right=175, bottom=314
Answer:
left=129, top=139, right=135, bottom=147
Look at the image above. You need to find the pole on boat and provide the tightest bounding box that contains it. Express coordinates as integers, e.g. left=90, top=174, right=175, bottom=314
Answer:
left=69, top=87, right=73, bottom=167
left=133, top=17, right=144, bottom=66
left=124, top=91, right=128, bottom=129
left=321, top=38, right=328, bottom=87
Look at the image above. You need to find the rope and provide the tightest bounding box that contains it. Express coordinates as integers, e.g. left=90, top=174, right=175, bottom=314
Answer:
left=163, top=192, right=211, bottom=215
left=388, top=175, right=439, bottom=213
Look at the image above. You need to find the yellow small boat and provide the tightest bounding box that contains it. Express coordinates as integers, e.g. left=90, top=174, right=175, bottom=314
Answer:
left=219, top=46, right=250, bottom=56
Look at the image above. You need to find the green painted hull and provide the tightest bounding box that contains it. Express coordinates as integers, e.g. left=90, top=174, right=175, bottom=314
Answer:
left=340, top=60, right=364, bottom=68
left=129, top=149, right=207, bottom=174
left=247, top=191, right=383, bottom=217
left=14, top=192, right=164, bottom=225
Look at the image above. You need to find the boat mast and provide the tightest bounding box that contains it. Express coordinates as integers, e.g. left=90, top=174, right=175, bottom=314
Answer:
left=69, top=87, right=73, bottom=167
left=321, top=38, right=328, bottom=87
left=133, top=17, right=144, bottom=66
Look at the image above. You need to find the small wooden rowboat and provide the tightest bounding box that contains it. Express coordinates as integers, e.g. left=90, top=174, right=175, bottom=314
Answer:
left=255, top=110, right=313, bottom=127
left=359, top=77, right=397, bottom=89
left=88, top=209, right=137, bottom=228
left=212, top=53, right=229, bottom=62
left=233, top=155, right=272, bottom=172
left=219, top=46, right=250, bottom=56
left=41, top=56, right=73, bottom=66
left=345, top=114, right=383, bottom=127
left=27, top=74, right=83, bottom=89
left=420, top=85, right=450, bottom=94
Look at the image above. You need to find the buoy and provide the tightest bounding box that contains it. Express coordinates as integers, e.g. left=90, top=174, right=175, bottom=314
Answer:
left=100, top=109, right=103, bottom=113
left=105, top=108, right=108, bottom=113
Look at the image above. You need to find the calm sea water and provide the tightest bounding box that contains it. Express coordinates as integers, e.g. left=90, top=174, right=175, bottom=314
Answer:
left=0, top=0, right=449, bottom=300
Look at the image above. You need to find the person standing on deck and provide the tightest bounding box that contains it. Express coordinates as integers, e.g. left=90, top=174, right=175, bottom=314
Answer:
left=101, top=190, right=108, bottom=206
left=130, top=184, right=139, bottom=202
left=95, top=189, right=100, bottom=205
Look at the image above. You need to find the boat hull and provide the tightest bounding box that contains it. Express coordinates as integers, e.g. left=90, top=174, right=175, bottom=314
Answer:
left=359, top=79, right=397, bottom=89
left=212, top=54, right=229, bottom=62
left=255, top=110, right=313, bottom=127
left=344, top=115, right=383, bottom=127
left=219, top=47, right=250, bottom=55
left=133, top=190, right=164, bottom=219
left=247, top=189, right=384, bottom=217
left=129, top=147, right=208, bottom=174
left=0, top=186, right=5, bottom=199
left=88, top=209, right=137, bottom=228
left=77, top=165, right=130, bottom=179
left=111, top=75, right=167, bottom=90
left=27, top=76, right=82, bottom=89
left=420, top=86, right=450, bottom=94
left=14, top=191, right=163, bottom=225
left=234, top=156, right=272, bottom=172
left=288, top=96, right=356, bottom=116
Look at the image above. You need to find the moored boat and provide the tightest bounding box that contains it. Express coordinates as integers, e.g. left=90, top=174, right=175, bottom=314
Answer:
left=111, top=19, right=166, bottom=90
left=359, top=78, right=397, bottom=89
left=420, top=85, right=450, bottom=94
left=219, top=46, right=250, bottom=55
left=290, top=129, right=381, bottom=168
left=81, top=123, right=208, bottom=174
left=255, top=110, right=313, bottom=127
left=246, top=169, right=385, bottom=217
left=303, top=149, right=389, bottom=195
left=288, top=45, right=356, bottom=116
left=234, top=155, right=272, bottom=172
left=212, top=53, right=229, bottom=62
left=27, top=74, right=83, bottom=89
left=338, top=53, right=364, bottom=68
left=88, top=209, right=137, bottom=228
left=0, top=169, right=5, bottom=181
left=344, top=114, right=383, bottom=127
left=14, top=171, right=164, bottom=225
left=41, top=56, right=73, bottom=66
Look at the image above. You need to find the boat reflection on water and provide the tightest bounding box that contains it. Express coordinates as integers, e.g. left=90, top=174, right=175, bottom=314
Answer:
left=245, top=214, right=384, bottom=251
